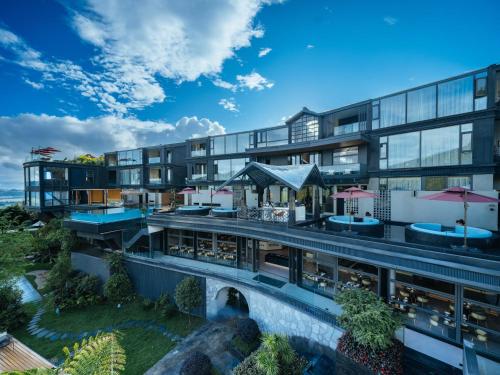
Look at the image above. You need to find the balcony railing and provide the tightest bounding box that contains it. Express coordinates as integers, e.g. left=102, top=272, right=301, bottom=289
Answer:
left=333, top=121, right=366, bottom=136
left=148, top=178, right=162, bottom=184
left=191, top=150, right=206, bottom=157
left=319, top=164, right=360, bottom=175
left=191, top=173, right=207, bottom=181
left=148, top=157, right=161, bottom=164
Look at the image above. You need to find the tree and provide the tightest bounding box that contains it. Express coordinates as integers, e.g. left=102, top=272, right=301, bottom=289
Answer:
left=104, top=252, right=133, bottom=304
left=174, top=276, right=202, bottom=327
left=0, top=283, right=27, bottom=331
left=0, top=231, right=33, bottom=283
left=62, top=333, right=126, bottom=375
left=256, top=334, right=295, bottom=375
left=335, top=288, right=402, bottom=351
left=46, top=251, right=72, bottom=293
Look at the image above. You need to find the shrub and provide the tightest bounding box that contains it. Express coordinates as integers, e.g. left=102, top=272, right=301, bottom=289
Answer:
left=337, top=331, right=403, bottom=375
left=335, top=288, right=401, bottom=351
left=154, top=293, right=177, bottom=318
left=46, top=251, right=72, bottom=293
left=0, top=283, right=27, bottom=331
left=175, top=277, right=202, bottom=326
left=236, top=318, right=260, bottom=343
left=233, top=335, right=307, bottom=375
left=142, top=298, right=154, bottom=311
left=180, top=351, right=212, bottom=375
left=51, top=271, right=102, bottom=311
left=104, top=273, right=133, bottom=304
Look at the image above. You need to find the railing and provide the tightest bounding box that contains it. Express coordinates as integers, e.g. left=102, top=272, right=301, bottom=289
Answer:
left=237, top=206, right=289, bottom=224
left=318, top=163, right=360, bottom=175
left=191, top=173, right=207, bottom=181
left=148, top=157, right=161, bottom=164
left=191, top=150, right=206, bottom=157
left=333, top=121, right=366, bottom=136
left=148, top=178, right=162, bottom=184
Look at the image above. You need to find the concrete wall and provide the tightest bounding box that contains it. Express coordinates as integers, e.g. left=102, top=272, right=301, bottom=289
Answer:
left=71, top=252, right=110, bottom=283
left=391, top=190, right=498, bottom=230
left=205, top=277, right=343, bottom=352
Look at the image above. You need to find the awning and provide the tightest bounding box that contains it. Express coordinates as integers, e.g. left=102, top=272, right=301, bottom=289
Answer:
left=217, top=161, right=326, bottom=192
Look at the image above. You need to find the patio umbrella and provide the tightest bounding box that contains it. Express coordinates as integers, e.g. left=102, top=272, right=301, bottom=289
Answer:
left=419, top=187, right=499, bottom=248
left=178, top=187, right=197, bottom=206
left=331, top=187, right=377, bottom=231
left=210, top=187, right=233, bottom=206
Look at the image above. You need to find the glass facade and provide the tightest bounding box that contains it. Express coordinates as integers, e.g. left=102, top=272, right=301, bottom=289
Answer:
left=148, top=167, right=162, bottom=184
left=147, top=149, right=161, bottom=164
left=438, top=76, right=474, bottom=117
left=422, top=176, right=471, bottom=191
left=333, top=147, right=358, bottom=165
left=117, top=149, right=142, bottom=166
left=211, top=132, right=252, bottom=155
left=380, top=93, right=406, bottom=128
left=291, top=114, right=319, bottom=143
left=407, top=85, right=436, bottom=123
left=29, top=191, right=40, bottom=207
left=289, top=153, right=320, bottom=165
left=380, top=123, right=473, bottom=170
left=214, top=158, right=248, bottom=181
left=191, top=163, right=207, bottom=180
left=44, top=191, right=69, bottom=206
left=256, top=126, right=289, bottom=147
left=28, top=166, right=39, bottom=186
left=119, top=168, right=141, bottom=185
left=43, top=167, right=68, bottom=184
left=191, top=143, right=206, bottom=157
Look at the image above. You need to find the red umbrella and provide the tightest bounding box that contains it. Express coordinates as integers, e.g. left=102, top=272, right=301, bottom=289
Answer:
left=177, top=187, right=196, bottom=195
left=419, top=187, right=499, bottom=248
left=331, top=187, right=377, bottom=231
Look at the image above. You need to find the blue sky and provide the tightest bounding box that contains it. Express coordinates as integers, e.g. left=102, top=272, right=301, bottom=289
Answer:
left=1, top=0, right=499, bottom=188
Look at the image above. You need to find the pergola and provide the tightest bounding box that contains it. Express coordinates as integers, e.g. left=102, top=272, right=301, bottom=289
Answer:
left=217, top=161, right=326, bottom=224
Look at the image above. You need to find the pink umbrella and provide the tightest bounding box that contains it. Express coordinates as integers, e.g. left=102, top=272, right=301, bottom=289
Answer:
left=331, top=187, right=377, bottom=231
left=212, top=188, right=233, bottom=196
left=419, top=187, right=499, bottom=248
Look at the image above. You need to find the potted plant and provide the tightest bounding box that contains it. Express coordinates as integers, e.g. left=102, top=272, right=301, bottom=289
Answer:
left=335, top=288, right=403, bottom=375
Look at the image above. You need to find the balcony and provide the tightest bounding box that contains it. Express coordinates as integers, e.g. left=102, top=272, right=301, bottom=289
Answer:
left=191, top=150, right=206, bottom=157
left=319, top=163, right=361, bottom=176
left=148, top=157, right=161, bottom=164
left=148, top=178, right=162, bottom=185
left=333, top=121, right=366, bottom=136
left=191, top=173, right=207, bottom=181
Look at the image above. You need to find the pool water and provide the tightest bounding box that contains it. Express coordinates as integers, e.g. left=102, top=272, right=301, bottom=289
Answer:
left=70, top=207, right=152, bottom=223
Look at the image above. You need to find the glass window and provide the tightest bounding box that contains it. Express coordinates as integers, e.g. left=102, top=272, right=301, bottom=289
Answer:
left=119, top=168, right=141, bottom=185
left=302, top=251, right=336, bottom=297
left=166, top=151, right=172, bottom=163
left=117, top=149, right=142, bottom=166
left=167, top=229, right=194, bottom=259
left=43, top=167, right=68, bottom=183
left=237, top=132, right=251, bottom=152
left=496, top=73, right=500, bottom=103
left=333, top=147, right=358, bottom=165
left=380, top=93, right=406, bottom=128
left=291, top=114, right=319, bottom=143
left=29, top=166, right=39, bottom=186
left=438, top=76, right=474, bottom=117
left=214, top=158, right=248, bottom=180
left=337, top=257, right=378, bottom=294
left=85, top=170, right=95, bottom=184
left=149, top=167, right=162, bottom=184
left=422, top=176, right=471, bottom=191
left=387, top=177, right=421, bottom=190
left=44, top=191, right=68, bottom=206
left=372, top=101, right=380, bottom=130
left=147, top=149, right=161, bottom=164
left=421, top=125, right=460, bottom=167
left=225, top=134, right=237, bottom=154
left=29, top=191, right=40, bottom=207
left=257, top=126, right=288, bottom=147
left=212, top=136, right=225, bottom=155
left=106, top=154, right=117, bottom=166
left=474, top=73, right=487, bottom=111
left=388, top=132, right=420, bottom=168
left=407, top=85, right=436, bottom=123
left=191, top=142, right=206, bottom=157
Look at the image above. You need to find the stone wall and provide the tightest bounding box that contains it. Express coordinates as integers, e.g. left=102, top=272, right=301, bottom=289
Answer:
left=206, top=277, right=343, bottom=354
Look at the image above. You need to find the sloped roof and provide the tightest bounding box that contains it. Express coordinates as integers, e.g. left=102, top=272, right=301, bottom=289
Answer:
left=217, top=161, right=325, bottom=191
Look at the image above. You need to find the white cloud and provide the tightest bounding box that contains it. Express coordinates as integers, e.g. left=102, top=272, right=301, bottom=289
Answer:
left=0, top=0, right=282, bottom=114
left=212, top=77, right=237, bottom=91
left=0, top=113, right=225, bottom=188
left=218, top=98, right=239, bottom=112
left=306, top=44, right=315, bottom=49
left=23, top=78, right=44, bottom=90
left=258, top=47, right=272, bottom=57
left=383, top=16, right=398, bottom=26
left=236, top=71, right=274, bottom=90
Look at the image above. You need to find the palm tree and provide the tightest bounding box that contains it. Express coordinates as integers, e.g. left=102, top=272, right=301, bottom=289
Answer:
left=255, top=334, right=295, bottom=375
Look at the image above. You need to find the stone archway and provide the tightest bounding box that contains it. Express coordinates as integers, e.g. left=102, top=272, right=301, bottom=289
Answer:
left=210, top=286, right=249, bottom=321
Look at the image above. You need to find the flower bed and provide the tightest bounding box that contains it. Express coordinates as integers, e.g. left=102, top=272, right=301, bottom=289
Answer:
left=336, top=332, right=403, bottom=375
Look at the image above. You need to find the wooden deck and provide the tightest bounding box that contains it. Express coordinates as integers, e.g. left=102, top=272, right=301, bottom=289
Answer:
left=0, top=337, right=54, bottom=372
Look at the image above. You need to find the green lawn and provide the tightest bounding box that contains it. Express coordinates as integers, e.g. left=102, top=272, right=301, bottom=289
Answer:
left=13, top=300, right=204, bottom=375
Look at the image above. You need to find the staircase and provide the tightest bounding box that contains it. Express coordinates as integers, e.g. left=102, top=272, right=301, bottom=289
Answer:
left=123, top=228, right=149, bottom=250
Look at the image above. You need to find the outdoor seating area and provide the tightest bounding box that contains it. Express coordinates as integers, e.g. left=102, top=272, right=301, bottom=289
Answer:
left=405, top=223, right=495, bottom=249
left=0, top=334, right=53, bottom=372
left=326, top=215, right=384, bottom=237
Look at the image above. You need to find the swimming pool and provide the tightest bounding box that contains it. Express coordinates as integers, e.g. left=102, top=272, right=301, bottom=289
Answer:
left=212, top=208, right=238, bottom=218
left=326, top=215, right=384, bottom=237
left=70, top=207, right=152, bottom=223
left=176, top=206, right=211, bottom=216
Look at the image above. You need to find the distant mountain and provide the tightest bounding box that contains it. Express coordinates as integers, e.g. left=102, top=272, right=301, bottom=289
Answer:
left=0, top=189, right=24, bottom=208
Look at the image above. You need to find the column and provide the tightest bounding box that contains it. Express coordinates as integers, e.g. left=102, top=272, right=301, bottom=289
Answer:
left=313, top=185, right=320, bottom=220
left=288, top=188, right=296, bottom=225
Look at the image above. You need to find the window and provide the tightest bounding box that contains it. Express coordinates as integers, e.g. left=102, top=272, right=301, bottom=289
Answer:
left=29, top=166, right=39, bottom=186
left=44, top=191, right=68, bottom=206
left=117, top=149, right=142, bottom=166
left=390, top=271, right=456, bottom=340
left=29, top=191, right=40, bottom=207
left=212, top=136, right=225, bottom=155
left=43, top=167, right=68, bottom=183
left=333, top=147, right=358, bottom=165
left=338, top=257, right=378, bottom=294
left=108, top=170, right=117, bottom=184
left=85, top=170, right=95, bottom=184
left=422, top=176, right=471, bottom=191
left=147, top=149, right=161, bottom=164
left=438, top=76, right=474, bottom=117
left=302, top=251, right=336, bottom=297
left=289, top=153, right=320, bottom=165
left=106, top=154, right=117, bottom=166
left=372, top=101, right=380, bottom=129
left=149, top=167, right=162, bottom=184
left=387, top=177, right=421, bottom=191
left=496, top=72, right=500, bottom=103
left=167, top=229, right=194, bottom=259
left=474, top=72, right=487, bottom=111
left=191, top=142, right=206, bottom=157
left=211, top=132, right=252, bottom=155
left=119, top=168, right=141, bottom=185
left=381, top=124, right=473, bottom=170
left=237, top=132, right=252, bottom=152
left=380, top=93, right=406, bottom=128
left=166, top=168, right=172, bottom=182
left=214, top=158, right=248, bottom=180
left=191, top=163, right=207, bottom=180
left=387, top=132, right=420, bottom=169
left=256, top=126, right=288, bottom=147
left=407, top=85, right=436, bottom=123
left=291, top=114, right=319, bottom=143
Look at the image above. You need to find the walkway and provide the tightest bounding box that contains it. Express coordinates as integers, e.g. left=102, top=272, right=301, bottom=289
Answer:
left=16, top=276, right=42, bottom=304
left=145, top=322, right=240, bottom=375
left=26, top=307, right=182, bottom=343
